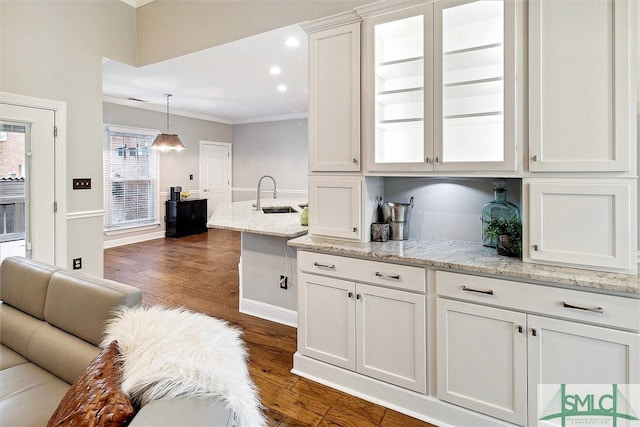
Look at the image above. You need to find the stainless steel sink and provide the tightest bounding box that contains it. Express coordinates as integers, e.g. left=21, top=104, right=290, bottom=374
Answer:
left=262, top=206, right=296, bottom=214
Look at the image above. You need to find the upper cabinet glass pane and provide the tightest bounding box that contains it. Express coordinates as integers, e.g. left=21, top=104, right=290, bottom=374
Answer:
left=441, top=1, right=504, bottom=163
left=374, top=15, right=425, bottom=164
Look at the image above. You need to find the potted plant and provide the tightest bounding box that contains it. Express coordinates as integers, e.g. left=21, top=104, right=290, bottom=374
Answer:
left=484, top=216, right=522, bottom=257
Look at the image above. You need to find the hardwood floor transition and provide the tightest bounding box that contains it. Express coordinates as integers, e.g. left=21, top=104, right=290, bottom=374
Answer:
left=104, top=229, right=435, bottom=427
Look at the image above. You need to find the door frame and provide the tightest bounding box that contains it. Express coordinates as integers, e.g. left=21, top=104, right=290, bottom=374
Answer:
left=0, top=92, right=67, bottom=266
left=199, top=140, right=232, bottom=210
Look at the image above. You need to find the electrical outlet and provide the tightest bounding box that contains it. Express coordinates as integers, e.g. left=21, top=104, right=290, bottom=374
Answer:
left=73, top=258, right=82, bottom=270
left=279, top=275, right=288, bottom=289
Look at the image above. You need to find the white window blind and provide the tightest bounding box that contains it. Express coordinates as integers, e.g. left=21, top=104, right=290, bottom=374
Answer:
left=104, top=126, right=159, bottom=230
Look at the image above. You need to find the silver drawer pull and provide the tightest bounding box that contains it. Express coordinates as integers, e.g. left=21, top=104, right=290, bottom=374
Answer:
left=313, top=262, right=335, bottom=270
left=375, top=272, right=400, bottom=280
left=462, top=285, right=494, bottom=296
left=562, top=302, right=604, bottom=314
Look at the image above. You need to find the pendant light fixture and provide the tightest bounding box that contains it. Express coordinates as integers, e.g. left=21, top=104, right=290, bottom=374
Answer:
left=151, top=93, right=185, bottom=151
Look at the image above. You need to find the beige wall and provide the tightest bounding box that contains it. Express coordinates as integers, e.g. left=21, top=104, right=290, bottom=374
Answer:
left=1, top=0, right=137, bottom=275
left=136, top=0, right=370, bottom=65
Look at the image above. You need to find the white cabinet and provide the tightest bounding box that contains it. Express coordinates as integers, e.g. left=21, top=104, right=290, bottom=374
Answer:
left=436, top=271, right=640, bottom=426
left=308, top=176, right=362, bottom=240
left=306, top=19, right=361, bottom=172
left=298, top=253, right=427, bottom=393
left=308, top=176, right=383, bottom=242
left=527, top=315, right=640, bottom=427
left=525, top=179, right=637, bottom=273
left=362, top=0, right=517, bottom=172
left=528, top=0, right=635, bottom=172
left=437, top=298, right=527, bottom=425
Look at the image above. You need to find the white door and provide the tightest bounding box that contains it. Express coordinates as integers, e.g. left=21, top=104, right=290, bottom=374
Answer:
left=356, top=283, right=426, bottom=393
left=527, top=315, right=640, bottom=427
left=200, top=141, right=231, bottom=219
left=298, top=272, right=356, bottom=370
left=436, top=298, right=528, bottom=425
left=0, top=103, right=55, bottom=264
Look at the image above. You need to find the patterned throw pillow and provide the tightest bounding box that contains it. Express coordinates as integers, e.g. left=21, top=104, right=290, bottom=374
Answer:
left=48, top=341, right=136, bottom=427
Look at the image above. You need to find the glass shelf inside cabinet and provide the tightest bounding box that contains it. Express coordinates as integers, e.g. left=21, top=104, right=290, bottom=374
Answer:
left=374, top=14, right=424, bottom=164
left=441, top=1, right=504, bottom=163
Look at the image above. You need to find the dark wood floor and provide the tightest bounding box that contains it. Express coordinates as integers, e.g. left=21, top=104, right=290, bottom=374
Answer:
left=104, top=229, right=435, bottom=427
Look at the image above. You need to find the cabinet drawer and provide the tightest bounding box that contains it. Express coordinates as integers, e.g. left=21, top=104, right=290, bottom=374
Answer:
left=436, top=271, right=639, bottom=331
left=299, top=251, right=425, bottom=293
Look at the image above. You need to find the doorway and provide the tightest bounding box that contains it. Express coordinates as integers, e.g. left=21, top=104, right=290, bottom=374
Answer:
left=200, top=141, right=232, bottom=219
left=0, top=100, right=58, bottom=264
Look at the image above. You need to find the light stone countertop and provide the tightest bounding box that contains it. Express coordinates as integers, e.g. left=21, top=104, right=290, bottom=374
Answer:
left=207, top=199, right=308, bottom=238
left=288, top=234, right=640, bottom=296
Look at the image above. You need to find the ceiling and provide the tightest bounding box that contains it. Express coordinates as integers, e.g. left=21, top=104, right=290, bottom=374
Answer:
left=102, top=24, right=309, bottom=124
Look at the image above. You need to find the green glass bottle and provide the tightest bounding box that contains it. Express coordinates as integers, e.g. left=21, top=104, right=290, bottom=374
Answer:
left=482, top=179, right=520, bottom=248
left=300, top=207, right=308, bottom=226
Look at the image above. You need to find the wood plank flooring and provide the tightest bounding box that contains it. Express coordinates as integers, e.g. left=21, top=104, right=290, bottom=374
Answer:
left=104, top=229, right=435, bottom=427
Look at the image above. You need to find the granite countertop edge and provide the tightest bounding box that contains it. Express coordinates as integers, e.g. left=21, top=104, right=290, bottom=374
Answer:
left=288, top=235, right=640, bottom=296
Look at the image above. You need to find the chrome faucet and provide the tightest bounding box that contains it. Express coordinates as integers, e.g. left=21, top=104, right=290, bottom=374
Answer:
left=253, top=175, right=277, bottom=211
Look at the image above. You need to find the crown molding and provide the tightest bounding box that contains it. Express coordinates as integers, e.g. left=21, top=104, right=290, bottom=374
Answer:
left=120, top=0, right=154, bottom=8
left=300, top=10, right=361, bottom=34
left=103, top=96, right=233, bottom=125
left=233, top=112, right=308, bottom=125
left=355, top=0, right=427, bottom=19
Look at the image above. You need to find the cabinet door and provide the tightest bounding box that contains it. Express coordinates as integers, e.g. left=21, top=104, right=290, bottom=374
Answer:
left=356, top=283, right=426, bottom=393
left=434, top=0, right=516, bottom=172
left=309, top=176, right=362, bottom=240
left=526, top=179, right=635, bottom=272
left=364, top=4, right=434, bottom=172
left=437, top=298, right=527, bottom=425
left=298, top=273, right=356, bottom=370
left=308, top=23, right=361, bottom=172
left=529, top=0, right=633, bottom=172
left=527, top=315, right=640, bottom=427
left=175, top=202, right=193, bottom=234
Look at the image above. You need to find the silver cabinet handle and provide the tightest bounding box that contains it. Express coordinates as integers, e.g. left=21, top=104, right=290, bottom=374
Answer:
left=356, top=294, right=361, bottom=300
left=562, top=302, right=604, bottom=314
left=517, top=325, right=524, bottom=334
left=531, top=328, right=537, bottom=337
left=434, top=156, right=440, bottom=164
left=352, top=158, right=358, bottom=164
left=425, top=157, right=431, bottom=163
left=532, top=244, right=539, bottom=251
left=375, top=272, right=400, bottom=280
left=348, top=292, right=353, bottom=298
left=462, top=285, right=494, bottom=295
left=313, top=262, right=335, bottom=270
left=531, top=154, right=538, bottom=162
left=353, top=227, right=358, bottom=232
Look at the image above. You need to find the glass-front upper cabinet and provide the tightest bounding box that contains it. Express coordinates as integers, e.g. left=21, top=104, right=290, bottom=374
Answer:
left=363, top=0, right=516, bottom=173
left=363, top=4, right=434, bottom=172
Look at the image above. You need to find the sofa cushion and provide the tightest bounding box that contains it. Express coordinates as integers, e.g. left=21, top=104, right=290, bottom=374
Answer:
left=0, top=257, right=59, bottom=320
left=0, top=362, right=70, bottom=427
left=48, top=341, right=136, bottom=427
left=45, top=270, right=142, bottom=346
left=0, top=304, right=43, bottom=360
left=0, top=344, right=27, bottom=370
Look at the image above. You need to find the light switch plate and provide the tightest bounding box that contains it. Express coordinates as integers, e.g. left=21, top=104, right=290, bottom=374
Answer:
left=73, top=178, right=91, bottom=190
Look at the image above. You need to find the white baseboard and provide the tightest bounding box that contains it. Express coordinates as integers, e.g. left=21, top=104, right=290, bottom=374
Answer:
left=292, top=352, right=512, bottom=427
left=103, top=231, right=165, bottom=249
left=239, top=298, right=297, bottom=328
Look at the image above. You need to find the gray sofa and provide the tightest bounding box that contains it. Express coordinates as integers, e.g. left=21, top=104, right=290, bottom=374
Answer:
left=0, top=256, right=233, bottom=426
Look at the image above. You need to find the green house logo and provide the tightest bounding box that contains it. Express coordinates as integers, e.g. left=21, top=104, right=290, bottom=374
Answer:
left=539, top=384, right=639, bottom=427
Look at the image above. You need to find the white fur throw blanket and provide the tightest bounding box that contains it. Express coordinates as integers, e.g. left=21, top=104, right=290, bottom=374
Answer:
left=102, top=306, right=266, bottom=427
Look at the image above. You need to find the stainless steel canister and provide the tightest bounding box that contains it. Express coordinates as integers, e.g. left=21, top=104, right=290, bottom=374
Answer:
left=380, top=196, right=413, bottom=240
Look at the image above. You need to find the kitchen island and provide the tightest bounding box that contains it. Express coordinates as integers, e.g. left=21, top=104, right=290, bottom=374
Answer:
left=207, top=199, right=307, bottom=326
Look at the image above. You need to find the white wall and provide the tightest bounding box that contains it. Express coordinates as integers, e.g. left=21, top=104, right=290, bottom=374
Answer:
left=102, top=102, right=232, bottom=246
left=383, top=177, right=522, bottom=243
left=1, top=1, right=136, bottom=276
left=232, top=119, right=308, bottom=202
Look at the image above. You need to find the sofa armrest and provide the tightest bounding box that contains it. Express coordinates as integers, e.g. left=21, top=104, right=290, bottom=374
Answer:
left=128, top=397, right=235, bottom=427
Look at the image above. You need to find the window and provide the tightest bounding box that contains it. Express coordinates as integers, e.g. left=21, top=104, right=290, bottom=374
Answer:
left=104, top=126, right=159, bottom=230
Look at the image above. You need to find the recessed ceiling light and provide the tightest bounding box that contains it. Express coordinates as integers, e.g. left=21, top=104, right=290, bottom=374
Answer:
left=270, top=66, right=282, bottom=75
left=277, top=85, right=288, bottom=92
left=284, top=37, right=300, bottom=48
